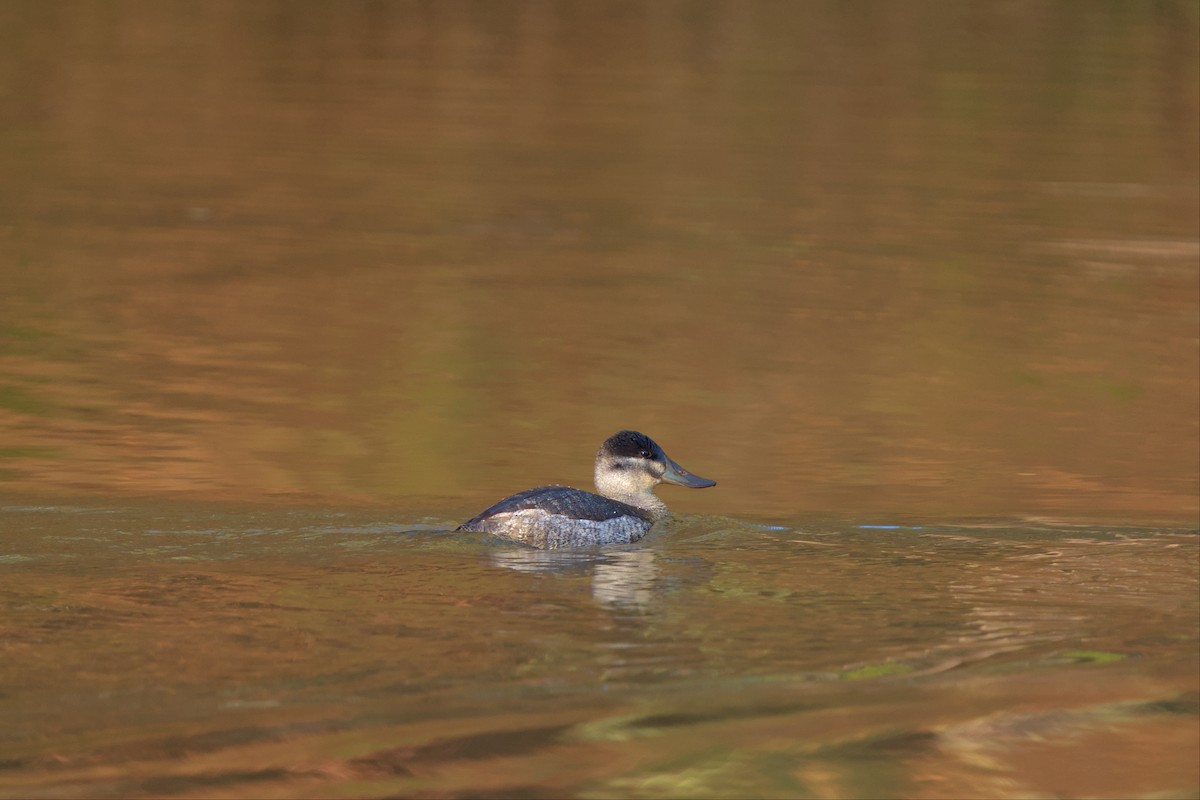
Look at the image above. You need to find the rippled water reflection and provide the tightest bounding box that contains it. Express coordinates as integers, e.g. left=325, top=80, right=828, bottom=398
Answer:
left=2, top=504, right=1196, bottom=798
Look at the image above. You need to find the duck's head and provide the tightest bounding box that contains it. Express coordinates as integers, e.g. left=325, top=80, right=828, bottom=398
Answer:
left=593, top=430, right=715, bottom=514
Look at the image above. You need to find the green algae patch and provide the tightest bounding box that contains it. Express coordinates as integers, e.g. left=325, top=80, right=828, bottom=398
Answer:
left=1063, top=650, right=1127, bottom=665
left=841, top=663, right=916, bottom=681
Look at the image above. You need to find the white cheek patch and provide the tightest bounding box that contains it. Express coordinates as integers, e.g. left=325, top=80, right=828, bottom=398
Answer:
left=599, top=457, right=661, bottom=496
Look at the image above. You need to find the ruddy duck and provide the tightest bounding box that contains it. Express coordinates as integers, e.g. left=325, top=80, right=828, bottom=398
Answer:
left=458, top=430, right=716, bottom=549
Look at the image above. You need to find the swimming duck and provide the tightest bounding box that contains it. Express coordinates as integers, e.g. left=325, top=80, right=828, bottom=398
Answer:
left=458, top=430, right=716, bottom=549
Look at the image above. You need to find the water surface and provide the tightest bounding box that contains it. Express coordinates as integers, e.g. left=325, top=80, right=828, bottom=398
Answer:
left=2, top=503, right=1197, bottom=798
left=0, top=1, right=1196, bottom=520
left=1, top=2, right=1198, bottom=798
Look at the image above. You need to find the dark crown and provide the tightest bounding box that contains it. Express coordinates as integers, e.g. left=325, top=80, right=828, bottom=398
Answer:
left=602, top=430, right=657, bottom=458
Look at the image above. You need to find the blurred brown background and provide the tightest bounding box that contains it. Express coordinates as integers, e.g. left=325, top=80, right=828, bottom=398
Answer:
left=1, top=1, right=1197, bottom=522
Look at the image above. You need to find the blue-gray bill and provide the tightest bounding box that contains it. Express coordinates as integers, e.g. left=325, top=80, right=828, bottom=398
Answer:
left=661, top=457, right=716, bottom=489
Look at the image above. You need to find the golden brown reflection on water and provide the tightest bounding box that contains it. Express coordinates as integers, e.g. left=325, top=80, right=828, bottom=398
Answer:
left=1, top=2, right=1197, bottom=521
left=1, top=506, right=1196, bottom=798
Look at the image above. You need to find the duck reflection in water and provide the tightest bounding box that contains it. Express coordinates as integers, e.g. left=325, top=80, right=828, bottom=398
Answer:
left=459, top=431, right=716, bottom=549
left=491, top=549, right=660, bottom=610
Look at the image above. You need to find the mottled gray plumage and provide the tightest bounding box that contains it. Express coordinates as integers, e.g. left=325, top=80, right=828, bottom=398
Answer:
left=461, top=485, right=653, bottom=524
left=459, top=485, right=654, bottom=548
left=457, top=430, right=715, bottom=549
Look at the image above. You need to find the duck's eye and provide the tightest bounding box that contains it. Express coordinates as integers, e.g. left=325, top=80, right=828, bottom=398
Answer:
left=638, top=449, right=652, bottom=459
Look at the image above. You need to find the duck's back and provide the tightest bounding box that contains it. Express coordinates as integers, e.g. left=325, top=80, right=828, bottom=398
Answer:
left=458, top=485, right=654, bottom=549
